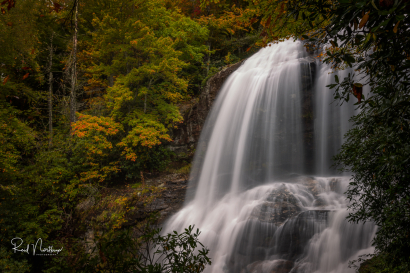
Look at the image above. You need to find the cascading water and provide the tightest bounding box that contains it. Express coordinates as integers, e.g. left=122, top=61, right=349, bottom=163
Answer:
left=314, top=67, right=356, bottom=175
left=163, top=40, right=376, bottom=273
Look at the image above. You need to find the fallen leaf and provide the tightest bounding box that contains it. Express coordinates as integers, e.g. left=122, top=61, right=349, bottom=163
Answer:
left=22, top=73, right=29, bottom=80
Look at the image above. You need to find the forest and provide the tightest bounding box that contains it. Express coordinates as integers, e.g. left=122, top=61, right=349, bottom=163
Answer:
left=0, top=0, right=409, bottom=272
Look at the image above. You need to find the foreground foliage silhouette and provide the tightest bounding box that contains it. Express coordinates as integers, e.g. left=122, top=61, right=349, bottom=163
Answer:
left=80, top=225, right=211, bottom=273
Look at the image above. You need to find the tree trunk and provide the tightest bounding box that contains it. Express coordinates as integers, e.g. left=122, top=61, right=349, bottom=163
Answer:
left=207, top=42, right=211, bottom=76
left=48, top=33, right=54, bottom=149
left=144, top=93, right=147, bottom=114
left=108, top=74, right=114, bottom=87
left=70, top=0, right=78, bottom=124
left=141, top=171, right=145, bottom=187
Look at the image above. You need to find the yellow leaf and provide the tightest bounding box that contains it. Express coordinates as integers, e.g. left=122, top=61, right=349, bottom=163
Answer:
left=359, top=11, right=370, bottom=29
left=393, top=21, right=400, bottom=33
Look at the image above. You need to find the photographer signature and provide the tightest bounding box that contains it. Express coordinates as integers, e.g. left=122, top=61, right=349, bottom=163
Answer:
left=11, top=238, right=63, bottom=256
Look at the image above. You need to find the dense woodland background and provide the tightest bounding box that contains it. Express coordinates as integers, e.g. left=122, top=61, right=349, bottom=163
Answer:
left=0, top=0, right=409, bottom=272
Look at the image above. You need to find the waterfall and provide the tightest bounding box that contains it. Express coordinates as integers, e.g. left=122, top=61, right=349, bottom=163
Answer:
left=163, top=40, right=376, bottom=273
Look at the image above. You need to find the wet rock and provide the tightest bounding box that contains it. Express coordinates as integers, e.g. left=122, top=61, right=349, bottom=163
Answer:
left=76, top=196, right=95, bottom=211
left=249, top=185, right=302, bottom=226
left=312, top=196, right=327, bottom=207
left=84, top=229, right=97, bottom=256
left=298, top=176, right=321, bottom=197
left=169, top=61, right=246, bottom=154
left=243, top=260, right=294, bottom=273
left=228, top=210, right=332, bottom=272
left=329, top=178, right=341, bottom=192
left=270, top=260, right=294, bottom=273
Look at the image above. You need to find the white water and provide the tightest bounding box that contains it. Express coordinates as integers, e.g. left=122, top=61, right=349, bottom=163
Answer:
left=164, top=40, right=376, bottom=273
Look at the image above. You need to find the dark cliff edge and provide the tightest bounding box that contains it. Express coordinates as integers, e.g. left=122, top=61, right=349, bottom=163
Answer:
left=168, top=60, right=246, bottom=155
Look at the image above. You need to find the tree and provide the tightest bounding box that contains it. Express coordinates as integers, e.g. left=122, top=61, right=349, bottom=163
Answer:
left=75, top=0, right=208, bottom=180
left=70, top=0, right=79, bottom=124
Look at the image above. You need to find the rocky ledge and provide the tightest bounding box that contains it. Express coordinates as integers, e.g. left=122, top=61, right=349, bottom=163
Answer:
left=169, top=61, right=246, bottom=154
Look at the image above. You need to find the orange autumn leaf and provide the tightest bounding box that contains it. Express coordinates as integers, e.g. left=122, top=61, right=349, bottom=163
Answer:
left=393, top=21, right=400, bottom=33
left=379, top=0, right=394, bottom=8
left=2, top=75, right=9, bottom=85
left=352, top=83, right=363, bottom=103
left=359, top=11, right=370, bottom=29
left=22, top=73, right=29, bottom=80
left=265, top=15, right=272, bottom=27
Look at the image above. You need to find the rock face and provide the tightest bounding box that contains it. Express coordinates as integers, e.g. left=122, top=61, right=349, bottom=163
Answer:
left=226, top=176, right=337, bottom=273
left=169, top=61, right=246, bottom=154
left=249, top=185, right=303, bottom=226
left=169, top=55, right=317, bottom=174
left=242, top=260, right=294, bottom=273
left=299, top=56, right=317, bottom=174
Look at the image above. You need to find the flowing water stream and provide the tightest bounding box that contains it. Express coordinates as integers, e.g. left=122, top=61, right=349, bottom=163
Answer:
left=163, top=40, right=376, bottom=273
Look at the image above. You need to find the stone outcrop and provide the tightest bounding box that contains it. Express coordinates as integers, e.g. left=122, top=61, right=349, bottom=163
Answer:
left=76, top=173, right=192, bottom=261
left=169, top=54, right=318, bottom=174
left=242, top=260, right=294, bottom=273
left=299, top=56, right=317, bottom=174
left=226, top=176, right=339, bottom=272
left=249, top=185, right=303, bottom=226
left=169, top=61, right=245, bottom=154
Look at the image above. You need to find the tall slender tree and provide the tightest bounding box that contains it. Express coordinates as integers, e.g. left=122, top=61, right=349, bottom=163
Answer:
left=48, top=33, right=54, bottom=148
left=70, top=0, right=78, bottom=124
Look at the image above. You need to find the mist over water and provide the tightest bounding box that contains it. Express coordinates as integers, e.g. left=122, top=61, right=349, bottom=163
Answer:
left=163, top=40, right=376, bottom=273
